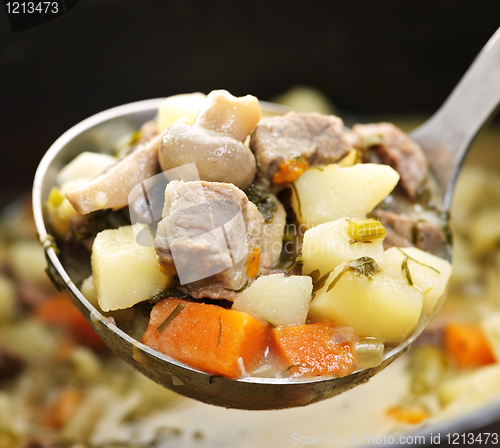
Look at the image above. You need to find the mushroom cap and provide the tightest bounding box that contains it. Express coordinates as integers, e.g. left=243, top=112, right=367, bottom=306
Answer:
left=159, top=123, right=257, bottom=191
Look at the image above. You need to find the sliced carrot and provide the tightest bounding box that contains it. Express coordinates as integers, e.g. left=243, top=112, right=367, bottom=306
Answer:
left=35, top=293, right=107, bottom=352
left=271, top=322, right=354, bottom=377
left=142, top=299, right=271, bottom=378
left=443, top=322, right=495, bottom=369
left=272, top=158, right=309, bottom=185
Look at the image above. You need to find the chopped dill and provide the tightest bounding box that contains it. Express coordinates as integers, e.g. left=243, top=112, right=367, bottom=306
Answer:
left=326, top=257, right=381, bottom=292
left=156, top=302, right=185, bottom=334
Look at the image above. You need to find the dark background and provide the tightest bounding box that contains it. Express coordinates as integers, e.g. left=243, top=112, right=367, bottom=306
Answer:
left=0, top=1, right=500, bottom=444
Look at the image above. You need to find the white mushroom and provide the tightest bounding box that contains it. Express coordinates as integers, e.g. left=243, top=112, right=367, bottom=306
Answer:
left=159, top=90, right=261, bottom=191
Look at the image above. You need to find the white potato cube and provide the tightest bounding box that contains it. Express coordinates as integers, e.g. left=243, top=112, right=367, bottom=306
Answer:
left=157, top=92, right=206, bottom=132
left=469, top=207, right=500, bottom=255
left=302, top=218, right=386, bottom=278
left=261, top=198, right=286, bottom=266
left=57, top=152, right=116, bottom=187
left=8, top=241, right=50, bottom=287
left=384, top=247, right=452, bottom=316
left=309, top=263, right=423, bottom=344
left=291, top=163, right=400, bottom=228
left=91, top=224, right=173, bottom=311
left=81, top=275, right=99, bottom=309
left=232, top=274, right=312, bottom=326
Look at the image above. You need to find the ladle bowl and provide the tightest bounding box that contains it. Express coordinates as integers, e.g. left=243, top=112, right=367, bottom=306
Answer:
left=33, top=28, right=500, bottom=410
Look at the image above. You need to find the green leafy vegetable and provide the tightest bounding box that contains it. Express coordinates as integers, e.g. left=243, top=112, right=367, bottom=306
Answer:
left=245, top=184, right=277, bottom=223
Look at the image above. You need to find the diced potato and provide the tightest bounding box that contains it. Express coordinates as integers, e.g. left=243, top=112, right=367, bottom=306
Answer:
left=8, top=240, right=51, bottom=287
left=450, top=166, right=488, bottom=236
left=384, top=247, right=452, bottom=316
left=232, top=274, right=312, bottom=326
left=438, top=364, right=500, bottom=408
left=309, top=262, right=423, bottom=344
left=337, top=149, right=361, bottom=167
left=302, top=218, right=386, bottom=278
left=157, top=92, right=206, bottom=133
left=57, top=152, right=116, bottom=187
left=469, top=207, right=500, bottom=255
left=80, top=275, right=98, bottom=309
left=91, top=224, right=173, bottom=311
left=261, top=198, right=286, bottom=266
left=291, top=163, right=399, bottom=228
left=46, top=187, right=82, bottom=237
left=450, top=234, right=481, bottom=287
left=272, top=85, right=335, bottom=115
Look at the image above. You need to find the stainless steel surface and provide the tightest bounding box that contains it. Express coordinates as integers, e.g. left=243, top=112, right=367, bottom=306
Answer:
left=32, top=28, right=500, bottom=410
left=410, top=27, right=500, bottom=210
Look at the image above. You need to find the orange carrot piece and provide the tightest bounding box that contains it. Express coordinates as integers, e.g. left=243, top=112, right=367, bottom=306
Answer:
left=443, top=322, right=495, bottom=369
left=272, top=158, right=309, bottom=185
left=246, top=246, right=261, bottom=278
left=41, top=388, right=82, bottom=429
left=386, top=404, right=429, bottom=424
left=142, top=299, right=270, bottom=378
left=35, top=293, right=107, bottom=352
left=271, top=322, right=354, bottom=377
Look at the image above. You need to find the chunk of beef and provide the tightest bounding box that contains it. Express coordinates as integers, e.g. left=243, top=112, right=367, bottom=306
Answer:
left=155, top=181, right=264, bottom=300
left=352, top=123, right=428, bottom=200
left=373, top=209, right=446, bottom=256
left=250, top=112, right=352, bottom=181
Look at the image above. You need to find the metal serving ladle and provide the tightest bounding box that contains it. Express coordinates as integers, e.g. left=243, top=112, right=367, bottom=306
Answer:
left=33, top=28, right=500, bottom=410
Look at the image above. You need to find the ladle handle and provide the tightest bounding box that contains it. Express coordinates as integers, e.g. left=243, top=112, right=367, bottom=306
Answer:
left=410, top=27, right=500, bottom=209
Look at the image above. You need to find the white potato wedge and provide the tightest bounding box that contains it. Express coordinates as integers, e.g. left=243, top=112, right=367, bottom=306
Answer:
left=157, top=92, right=206, bottom=133
left=302, top=218, right=386, bottom=278
left=91, top=224, right=173, bottom=312
left=291, top=163, right=400, bottom=228
left=309, top=261, right=423, bottom=344
left=384, top=247, right=452, bottom=316
left=232, top=274, right=312, bottom=326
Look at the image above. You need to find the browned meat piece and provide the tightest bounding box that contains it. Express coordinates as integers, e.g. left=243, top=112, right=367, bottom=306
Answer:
left=250, top=112, right=352, bottom=181
left=155, top=181, right=264, bottom=300
left=0, top=342, right=24, bottom=378
left=373, top=209, right=446, bottom=256
left=352, top=123, right=428, bottom=200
